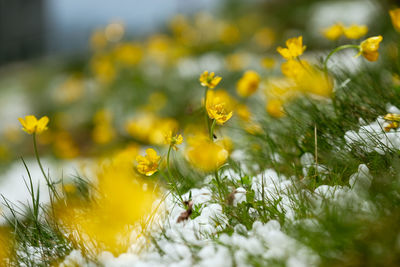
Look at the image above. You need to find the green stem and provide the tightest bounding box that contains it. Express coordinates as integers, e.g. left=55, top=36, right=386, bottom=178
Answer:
left=165, top=145, right=183, bottom=203
left=323, top=44, right=360, bottom=73
left=204, top=87, right=210, bottom=134
left=33, top=133, right=58, bottom=198
left=209, top=119, right=216, bottom=140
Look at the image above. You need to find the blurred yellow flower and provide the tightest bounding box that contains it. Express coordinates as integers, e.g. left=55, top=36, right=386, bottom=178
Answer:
left=358, top=35, right=383, bottom=62
left=277, top=36, right=306, bottom=60
left=384, top=121, right=399, bottom=132
left=164, top=131, right=183, bottom=151
left=0, top=226, right=13, bottom=264
left=384, top=113, right=400, bottom=122
left=92, top=109, right=115, bottom=144
left=54, top=162, right=158, bottom=256
left=113, top=42, right=143, bottom=66
left=18, top=115, right=49, bottom=135
left=322, top=23, right=343, bottom=41
left=199, top=71, right=222, bottom=89
left=253, top=27, right=276, bottom=49
left=343, top=24, right=368, bottom=39
left=390, top=8, right=400, bottom=32
left=236, top=104, right=251, bottom=122
left=266, top=99, right=285, bottom=118
left=186, top=134, right=228, bottom=172
left=216, top=136, right=233, bottom=153
left=236, top=70, right=260, bottom=97
left=90, top=29, right=108, bottom=50
left=206, top=90, right=234, bottom=125
left=281, top=59, right=310, bottom=79
left=136, top=148, right=160, bottom=176
left=53, top=131, right=80, bottom=159
left=295, top=67, right=333, bottom=98
left=90, top=54, right=116, bottom=84
left=261, top=57, right=276, bottom=69
left=219, top=23, right=241, bottom=45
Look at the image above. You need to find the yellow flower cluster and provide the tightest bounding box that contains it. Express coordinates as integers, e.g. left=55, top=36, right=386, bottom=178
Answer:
left=125, top=113, right=178, bottom=145
left=322, top=23, right=368, bottom=40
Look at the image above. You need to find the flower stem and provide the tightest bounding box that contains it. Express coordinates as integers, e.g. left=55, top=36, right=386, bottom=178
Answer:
left=209, top=119, right=216, bottom=140
left=166, top=145, right=183, bottom=203
left=32, top=133, right=58, bottom=198
left=323, top=44, right=360, bottom=73
left=204, top=87, right=210, bottom=134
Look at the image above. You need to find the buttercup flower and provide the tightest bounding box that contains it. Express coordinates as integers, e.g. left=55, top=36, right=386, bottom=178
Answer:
left=236, top=70, right=260, bottom=97
left=277, top=36, right=306, bottom=60
left=343, top=24, right=368, bottom=39
left=389, top=8, right=400, bottom=32
left=206, top=90, right=234, bottom=125
left=266, top=99, right=285, bottom=118
left=280, top=59, right=310, bottom=79
left=358, top=36, right=383, bottom=62
left=384, top=113, right=400, bottom=122
left=186, top=134, right=228, bottom=172
left=199, top=71, right=222, bottom=89
left=136, top=148, right=160, bottom=176
left=164, top=131, right=183, bottom=150
left=18, top=115, right=49, bottom=135
left=322, top=23, right=343, bottom=41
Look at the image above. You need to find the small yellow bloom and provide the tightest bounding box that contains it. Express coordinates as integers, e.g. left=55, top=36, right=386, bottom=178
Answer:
left=266, top=99, right=285, bottom=118
left=164, top=131, right=183, bottom=150
left=359, top=36, right=383, bottom=62
left=343, top=24, right=368, bottom=39
left=390, top=8, right=400, bottom=32
left=277, top=36, right=306, bottom=60
left=236, top=70, right=261, bottom=98
left=236, top=104, right=251, bottom=122
left=186, top=134, right=228, bottom=172
left=384, top=121, right=399, bottom=132
left=206, top=90, right=234, bottom=125
left=322, top=23, right=344, bottom=41
left=136, top=148, right=160, bottom=176
left=199, top=71, right=222, bottom=89
left=384, top=113, right=400, bottom=122
left=18, top=115, right=49, bottom=135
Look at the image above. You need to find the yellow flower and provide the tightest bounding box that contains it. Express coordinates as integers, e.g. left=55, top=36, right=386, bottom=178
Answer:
left=236, top=104, right=251, bottom=122
left=322, top=23, right=344, bottom=41
left=280, top=59, right=310, bottom=79
left=113, top=42, right=143, bottom=66
left=164, top=131, right=183, bottom=150
left=53, top=161, right=158, bottom=256
left=384, top=121, right=399, bottom=132
left=199, top=71, right=222, bottom=89
left=136, top=148, right=160, bottom=176
left=277, top=36, right=306, bottom=60
left=390, top=8, right=400, bottom=32
left=18, top=115, right=49, bottom=135
left=266, top=99, right=285, bottom=118
left=206, top=90, right=234, bottom=125
left=359, top=36, right=383, bottom=62
left=236, top=70, right=261, bottom=97
left=384, top=113, right=400, bottom=122
left=295, top=67, right=333, bottom=98
left=343, top=24, right=368, bottom=39
left=186, top=134, right=228, bottom=172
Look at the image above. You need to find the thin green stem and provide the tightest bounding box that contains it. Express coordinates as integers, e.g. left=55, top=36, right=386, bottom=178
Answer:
left=33, top=133, right=58, bottom=198
left=204, top=87, right=210, bottom=134
left=323, top=44, right=360, bottom=73
left=165, top=145, right=183, bottom=203
left=209, top=119, right=216, bottom=140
